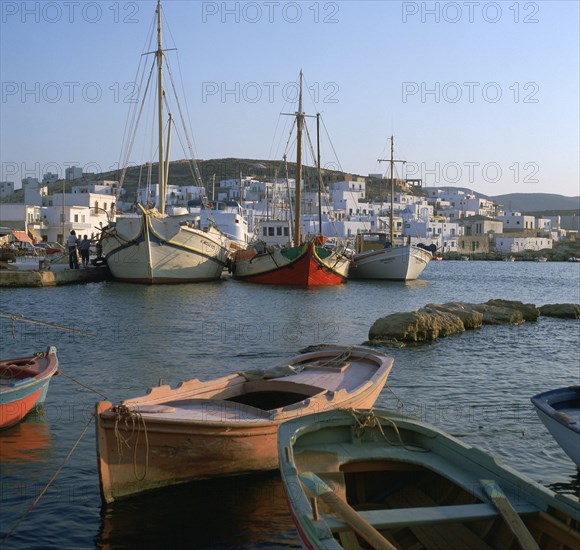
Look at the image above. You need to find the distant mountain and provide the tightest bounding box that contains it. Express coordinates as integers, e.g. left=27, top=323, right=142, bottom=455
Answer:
left=490, top=193, right=580, bottom=213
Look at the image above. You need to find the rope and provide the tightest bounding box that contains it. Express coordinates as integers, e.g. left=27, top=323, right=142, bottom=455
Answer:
left=0, top=314, right=97, bottom=337
left=56, top=370, right=108, bottom=400
left=345, top=409, right=430, bottom=453
left=0, top=413, right=95, bottom=546
left=112, top=405, right=150, bottom=482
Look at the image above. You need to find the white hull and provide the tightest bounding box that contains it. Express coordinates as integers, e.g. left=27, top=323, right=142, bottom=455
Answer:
left=535, top=409, right=580, bottom=467
left=350, top=244, right=432, bottom=281
left=101, top=209, right=229, bottom=283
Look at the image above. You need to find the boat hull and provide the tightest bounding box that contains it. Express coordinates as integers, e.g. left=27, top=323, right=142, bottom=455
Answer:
left=101, top=209, right=229, bottom=284
left=531, top=387, right=580, bottom=467
left=350, top=244, right=432, bottom=281
left=0, top=348, right=59, bottom=429
left=96, top=346, right=392, bottom=502
left=232, top=241, right=349, bottom=286
left=277, top=409, right=580, bottom=550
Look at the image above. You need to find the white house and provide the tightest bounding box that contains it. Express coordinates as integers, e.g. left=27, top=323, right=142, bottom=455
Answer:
left=0, top=181, right=14, bottom=198
left=65, top=166, right=83, bottom=180
left=494, top=236, right=552, bottom=253
left=498, top=211, right=536, bottom=231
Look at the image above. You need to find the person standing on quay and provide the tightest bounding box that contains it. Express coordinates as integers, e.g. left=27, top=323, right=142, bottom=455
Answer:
left=66, top=230, right=79, bottom=269
left=79, top=235, right=91, bottom=268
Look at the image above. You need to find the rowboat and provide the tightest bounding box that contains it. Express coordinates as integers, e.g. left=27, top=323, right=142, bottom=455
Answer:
left=531, top=386, right=580, bottom=468
left=277, top=408, right=580, bottom=550
left=95, top=346, right=394, bottom=503
left=0, top=347, right=59, bottom=430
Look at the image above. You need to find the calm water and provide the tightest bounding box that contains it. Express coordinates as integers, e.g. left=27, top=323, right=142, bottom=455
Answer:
left=1, top=261, right=579, bottom=549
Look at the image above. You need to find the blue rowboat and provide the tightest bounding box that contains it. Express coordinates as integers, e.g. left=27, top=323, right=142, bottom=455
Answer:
left=531, top=386, right=580, bottom=468
left=278, top=408, right=580, bottom=549
left=0, top=347, right=58, bottom=429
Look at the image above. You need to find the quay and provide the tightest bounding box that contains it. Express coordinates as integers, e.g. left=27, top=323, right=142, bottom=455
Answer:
left=0, top=257, right=111, bottom=288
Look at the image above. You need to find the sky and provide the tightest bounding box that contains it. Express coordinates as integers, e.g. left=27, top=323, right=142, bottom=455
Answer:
left=1, top=0, right=579, bottom=197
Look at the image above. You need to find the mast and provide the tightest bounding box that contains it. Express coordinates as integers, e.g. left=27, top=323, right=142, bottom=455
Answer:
left=389, top=136, right=394, bottom=244
left=294, top=70, right=304, bottom=246
left=316, top=113, right=322, bottom=234
left=378, top=135, right=406, bottom=245
left=164, top=113, right=172, bottom=191
left=156, top=0, right=165, bottom=214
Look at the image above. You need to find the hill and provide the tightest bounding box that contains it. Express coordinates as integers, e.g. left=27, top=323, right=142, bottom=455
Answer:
left=489, top=193, right=580, bottom=213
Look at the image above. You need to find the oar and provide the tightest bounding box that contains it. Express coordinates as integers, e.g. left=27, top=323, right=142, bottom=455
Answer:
left=300, top=472, right=397, bottom=550
left=481, top=479, right=540, bottom=550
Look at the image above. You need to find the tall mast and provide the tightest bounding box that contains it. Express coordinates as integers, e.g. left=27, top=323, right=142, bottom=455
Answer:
left=316, top=113, right=322, bottom=234
left=294, top=70, right=304, bottom=246
left=389, top=136, right=394, bottom=244
left=156, top=0, right=165, bottom=214
left=378, top=135, right=406, bottom=244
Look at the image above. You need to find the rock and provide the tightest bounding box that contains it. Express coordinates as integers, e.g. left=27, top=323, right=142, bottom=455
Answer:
left=368, top=310, right=464, bottom=344
left=423, top=302, right=484, bottom=330
left=484, top=299, right=540, bottom=322
left=539, top=303, right=580, bottom=319
left=471, top=304, right=525, bottom=325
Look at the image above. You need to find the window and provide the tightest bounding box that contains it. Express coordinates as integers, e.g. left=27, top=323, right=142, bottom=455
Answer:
left=284, top=227, right=289, bottom=236
left=276, top=227, right=282, bottom=236
left=268, top=227, right=274, bottom=237
left=262, top=227, right=267, bottom=237
left=74, top=214, right=79, bottom=222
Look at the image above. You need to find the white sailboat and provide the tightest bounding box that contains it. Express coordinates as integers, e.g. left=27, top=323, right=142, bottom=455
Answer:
left=100, top=1, right=229, bottom=284
left=350, top=136, right=434, bottom=281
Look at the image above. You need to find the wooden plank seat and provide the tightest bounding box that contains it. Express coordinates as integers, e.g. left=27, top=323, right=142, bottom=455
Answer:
left=322, top=501, right=540, bottom=532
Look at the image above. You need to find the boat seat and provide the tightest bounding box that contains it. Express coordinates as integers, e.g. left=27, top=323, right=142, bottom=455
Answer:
left=322, top=501, right=540, bottom=532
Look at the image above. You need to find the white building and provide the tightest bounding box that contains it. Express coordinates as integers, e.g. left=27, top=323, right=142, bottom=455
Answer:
left=42, top=172, right=59, bottom=185
left=498, top=211, right=536, bottom=231
left=0, top=181, right=14, bottom=198
left=65, top=166, right=83, bottom=180
left=137, top=184, right=206, bottom=208
left=494, top=236, right=552, bottom=253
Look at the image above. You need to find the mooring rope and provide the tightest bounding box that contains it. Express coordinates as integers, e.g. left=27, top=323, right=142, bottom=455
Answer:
left=0, top=313, right=97, bottom=338
left=345, top=409, right=430, bottom=453
left=56, top=370, right=109, bottom=400
left=0, top=413, right=96, bottom=546
left=112, top=405, right=150, bottom=482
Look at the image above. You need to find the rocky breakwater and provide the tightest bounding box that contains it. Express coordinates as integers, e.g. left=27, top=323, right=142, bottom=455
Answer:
left=367, top=299, right=580, bottom=345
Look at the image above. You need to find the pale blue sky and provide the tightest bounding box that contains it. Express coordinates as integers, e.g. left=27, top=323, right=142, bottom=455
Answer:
left=1, top=0, right=578, bottom=197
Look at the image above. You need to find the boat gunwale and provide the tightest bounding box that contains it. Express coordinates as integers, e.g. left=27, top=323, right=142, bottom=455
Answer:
left=531, top=386, right=580, bottom=435
left=0, top=348, right=58, bottom=396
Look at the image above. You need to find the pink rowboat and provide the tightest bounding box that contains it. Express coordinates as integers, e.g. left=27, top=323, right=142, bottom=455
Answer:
left=95, top=345, right=394, bottom=503
left=0, top=347, right=59, bottom=430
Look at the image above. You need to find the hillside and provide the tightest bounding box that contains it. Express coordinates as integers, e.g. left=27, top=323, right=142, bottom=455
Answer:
left=1, top=161, right=577, bottom=215
left=490, top=193, right=580, bottom=213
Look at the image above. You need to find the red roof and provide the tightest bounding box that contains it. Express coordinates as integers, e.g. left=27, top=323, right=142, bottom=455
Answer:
left=12, top=231, right=33, bottom=244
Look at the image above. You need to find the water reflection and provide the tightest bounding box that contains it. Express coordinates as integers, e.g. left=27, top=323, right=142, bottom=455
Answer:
left=97, top=471, right=301, bottom=549
left=0, top=417, right=53, bottom=465
left=548, top=469, right=580, bottom=502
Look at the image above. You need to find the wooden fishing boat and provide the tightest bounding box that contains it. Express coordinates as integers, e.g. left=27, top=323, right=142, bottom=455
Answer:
left=349, top=137, right=433, bottom=282
left=95, top=346, right=393, bottom=503
left=232, top=71, right=350, bottom=286
left=349, top=232, right=433, bottom=281
left=278, top=408, right=580, bottom=550
left=232, top=239, right=350, bottom=286
left=0, top=347, right=58, bottom=430
left=99, top=2, right=231, bottom=284
left=531, top=386, right=580, bottom=468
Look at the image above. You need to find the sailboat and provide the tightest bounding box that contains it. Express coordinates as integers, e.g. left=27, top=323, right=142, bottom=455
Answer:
left=349, top=136, right=434, bottom=281
left=231, top=72, right=350, bottom=286
left=100, top=1, right=230, bottom=284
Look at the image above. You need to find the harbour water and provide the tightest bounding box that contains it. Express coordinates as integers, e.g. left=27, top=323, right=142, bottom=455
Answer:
left=1, top=261, right=579, bottom=549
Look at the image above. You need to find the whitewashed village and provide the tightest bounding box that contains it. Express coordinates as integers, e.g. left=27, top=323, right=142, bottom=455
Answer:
left=1, top=163, right=578, bottom=260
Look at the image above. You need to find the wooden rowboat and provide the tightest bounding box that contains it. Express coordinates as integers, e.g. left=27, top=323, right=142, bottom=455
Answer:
left=0, top=347, right=59, bottom=430
left=531, top=386, right=580, bottom=468
left=277, top=408, right=580, bottom=550
left=95, top=346, right=394, bottom=503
